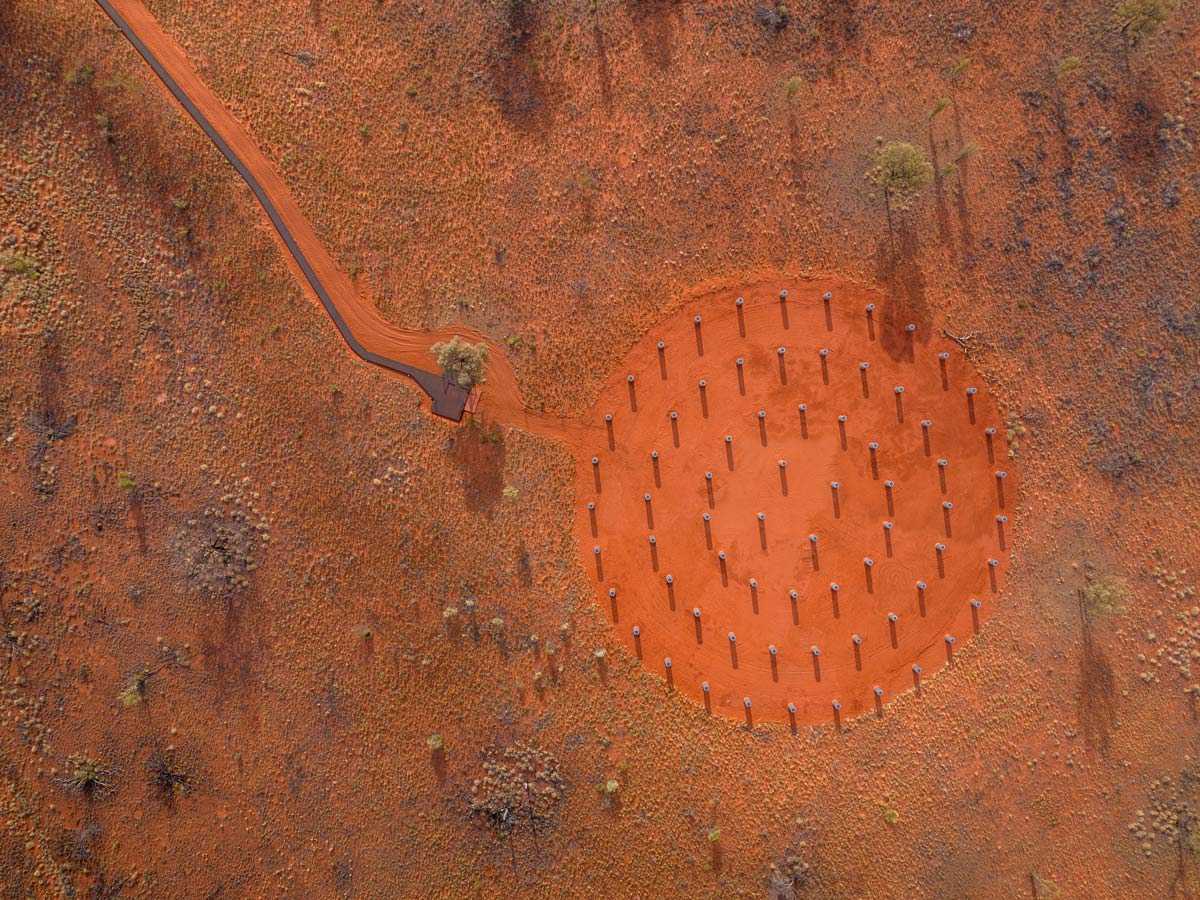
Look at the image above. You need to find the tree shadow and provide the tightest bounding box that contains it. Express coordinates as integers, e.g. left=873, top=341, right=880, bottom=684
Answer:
left=927, top=121, right=957, bottom=262
left=1077, top=589, right=1117, bottom=757
left=449, top=424, right=506, bottom=513
left=873, top=220, right=929, bottom=363
left=624, top=0, right=681, bottom=71
left=593, top=22, right=613, bottom=115
left=492, top=0, right=554, bottom=133
left=787, top=111, right=809, bottom=196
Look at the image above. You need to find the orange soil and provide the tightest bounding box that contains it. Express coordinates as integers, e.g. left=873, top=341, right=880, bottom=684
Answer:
left=8, top=0, right=1200, bottom=895
left=576, top=276, right=1012, bottom=723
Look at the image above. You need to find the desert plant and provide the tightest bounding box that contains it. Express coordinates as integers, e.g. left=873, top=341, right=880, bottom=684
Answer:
left=768, top=853, right=812, bottom=900
left=61, top=756, right=112, bottom=797
left=752, top=1, right=790, bottom=31
left=1114, top=0, right=1177, bottom=41
left=1083, top=576, right=1127, bottom=617
left=596, top=778, right=620, bottom=808
left=469, top=741, right=564, bottom=870
left=146, top=749, right=190, bottom=804
left=1057, top=55, right=1083, bottom=76
left=173, top=506, right=255, bottom=598
left=947, top=58, right=972, bottom=82
left=431, top=336, right=489, bottom=389
left=930, top=97, right=950, bottom=119
left=428, top=734, right=445, bottom=752
left=118, top=667, right=155, bottom=707
left=64, top=60, right=95, bottom=86
left=866, top=141, right=933, bottom=215
left=1, top=253, right=38, bottom=276
left=882, top=807, right=900, bottom=824
left=1031, top=872, right=1061, bottom=898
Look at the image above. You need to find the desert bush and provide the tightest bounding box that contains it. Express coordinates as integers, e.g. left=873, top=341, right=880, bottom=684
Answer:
left=173, top=506, right=255, bottom=598
left=146, top=749, right=191, bottom=804
left=866, top=141, right=933, bottom=213
left=1057, top=55, right=1083, bottom=76
left=1031, top=873, right=1061, bottom=898
left=431, top=336, right=489, bottom=389
left=1, top=253, right=38, bottom=276
left=752, top=1, right=790, bottom=31
left=1114, top=0, right=1178, bottom=40
left=767, top=853, right=811, bottom=899
left=1083, top=576, right=1127, bottom=617
left=118, top=667, right=154, bottom=706
left=60, top=756, right=112, bottom=798
left=469, top=741, right=563, bottom=840
left=64, top=60, right=94, bottom=86
left=596, top=778, right=620, bottom=808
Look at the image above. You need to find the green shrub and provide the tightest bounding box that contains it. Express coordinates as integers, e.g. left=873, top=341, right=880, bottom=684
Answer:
left=61, top=756, right=111, bottom=797
left=1114, top=0, right=1178, bottom=40
left=431, top=336, right=489, bottom=389
left=1084, top=576, right=1127, bottom=617
left=1057, top=55, right=1083, bottom=76
left=866, top=142, right=933, bottom=212
left=1, top=253, right=38, bottom=276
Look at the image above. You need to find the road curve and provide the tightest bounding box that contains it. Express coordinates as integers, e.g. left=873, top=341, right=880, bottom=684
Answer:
left=95, top=0, right=601, bottom=446
left=96, top=0, right=479, bottom=419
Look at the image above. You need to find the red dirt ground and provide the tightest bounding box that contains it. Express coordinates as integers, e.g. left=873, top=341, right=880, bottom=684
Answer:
left=577, top=276, right=1011, bottom=723
left=5, top=0, right=1200, bottom=897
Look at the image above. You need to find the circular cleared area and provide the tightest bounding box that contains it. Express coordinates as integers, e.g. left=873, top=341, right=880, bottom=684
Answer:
left=574, top=278, right=1015, bottom=724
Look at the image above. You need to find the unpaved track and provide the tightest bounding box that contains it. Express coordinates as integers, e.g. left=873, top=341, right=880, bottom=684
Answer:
left=96, top=0, right=579, bottom=433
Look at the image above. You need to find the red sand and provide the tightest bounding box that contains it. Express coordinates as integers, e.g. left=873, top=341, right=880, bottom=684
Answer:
left=574, top=277, right=1014, bottom=724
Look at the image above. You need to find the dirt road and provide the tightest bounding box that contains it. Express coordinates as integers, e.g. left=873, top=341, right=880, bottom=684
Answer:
left=95, top=0, right=551, bottom=425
